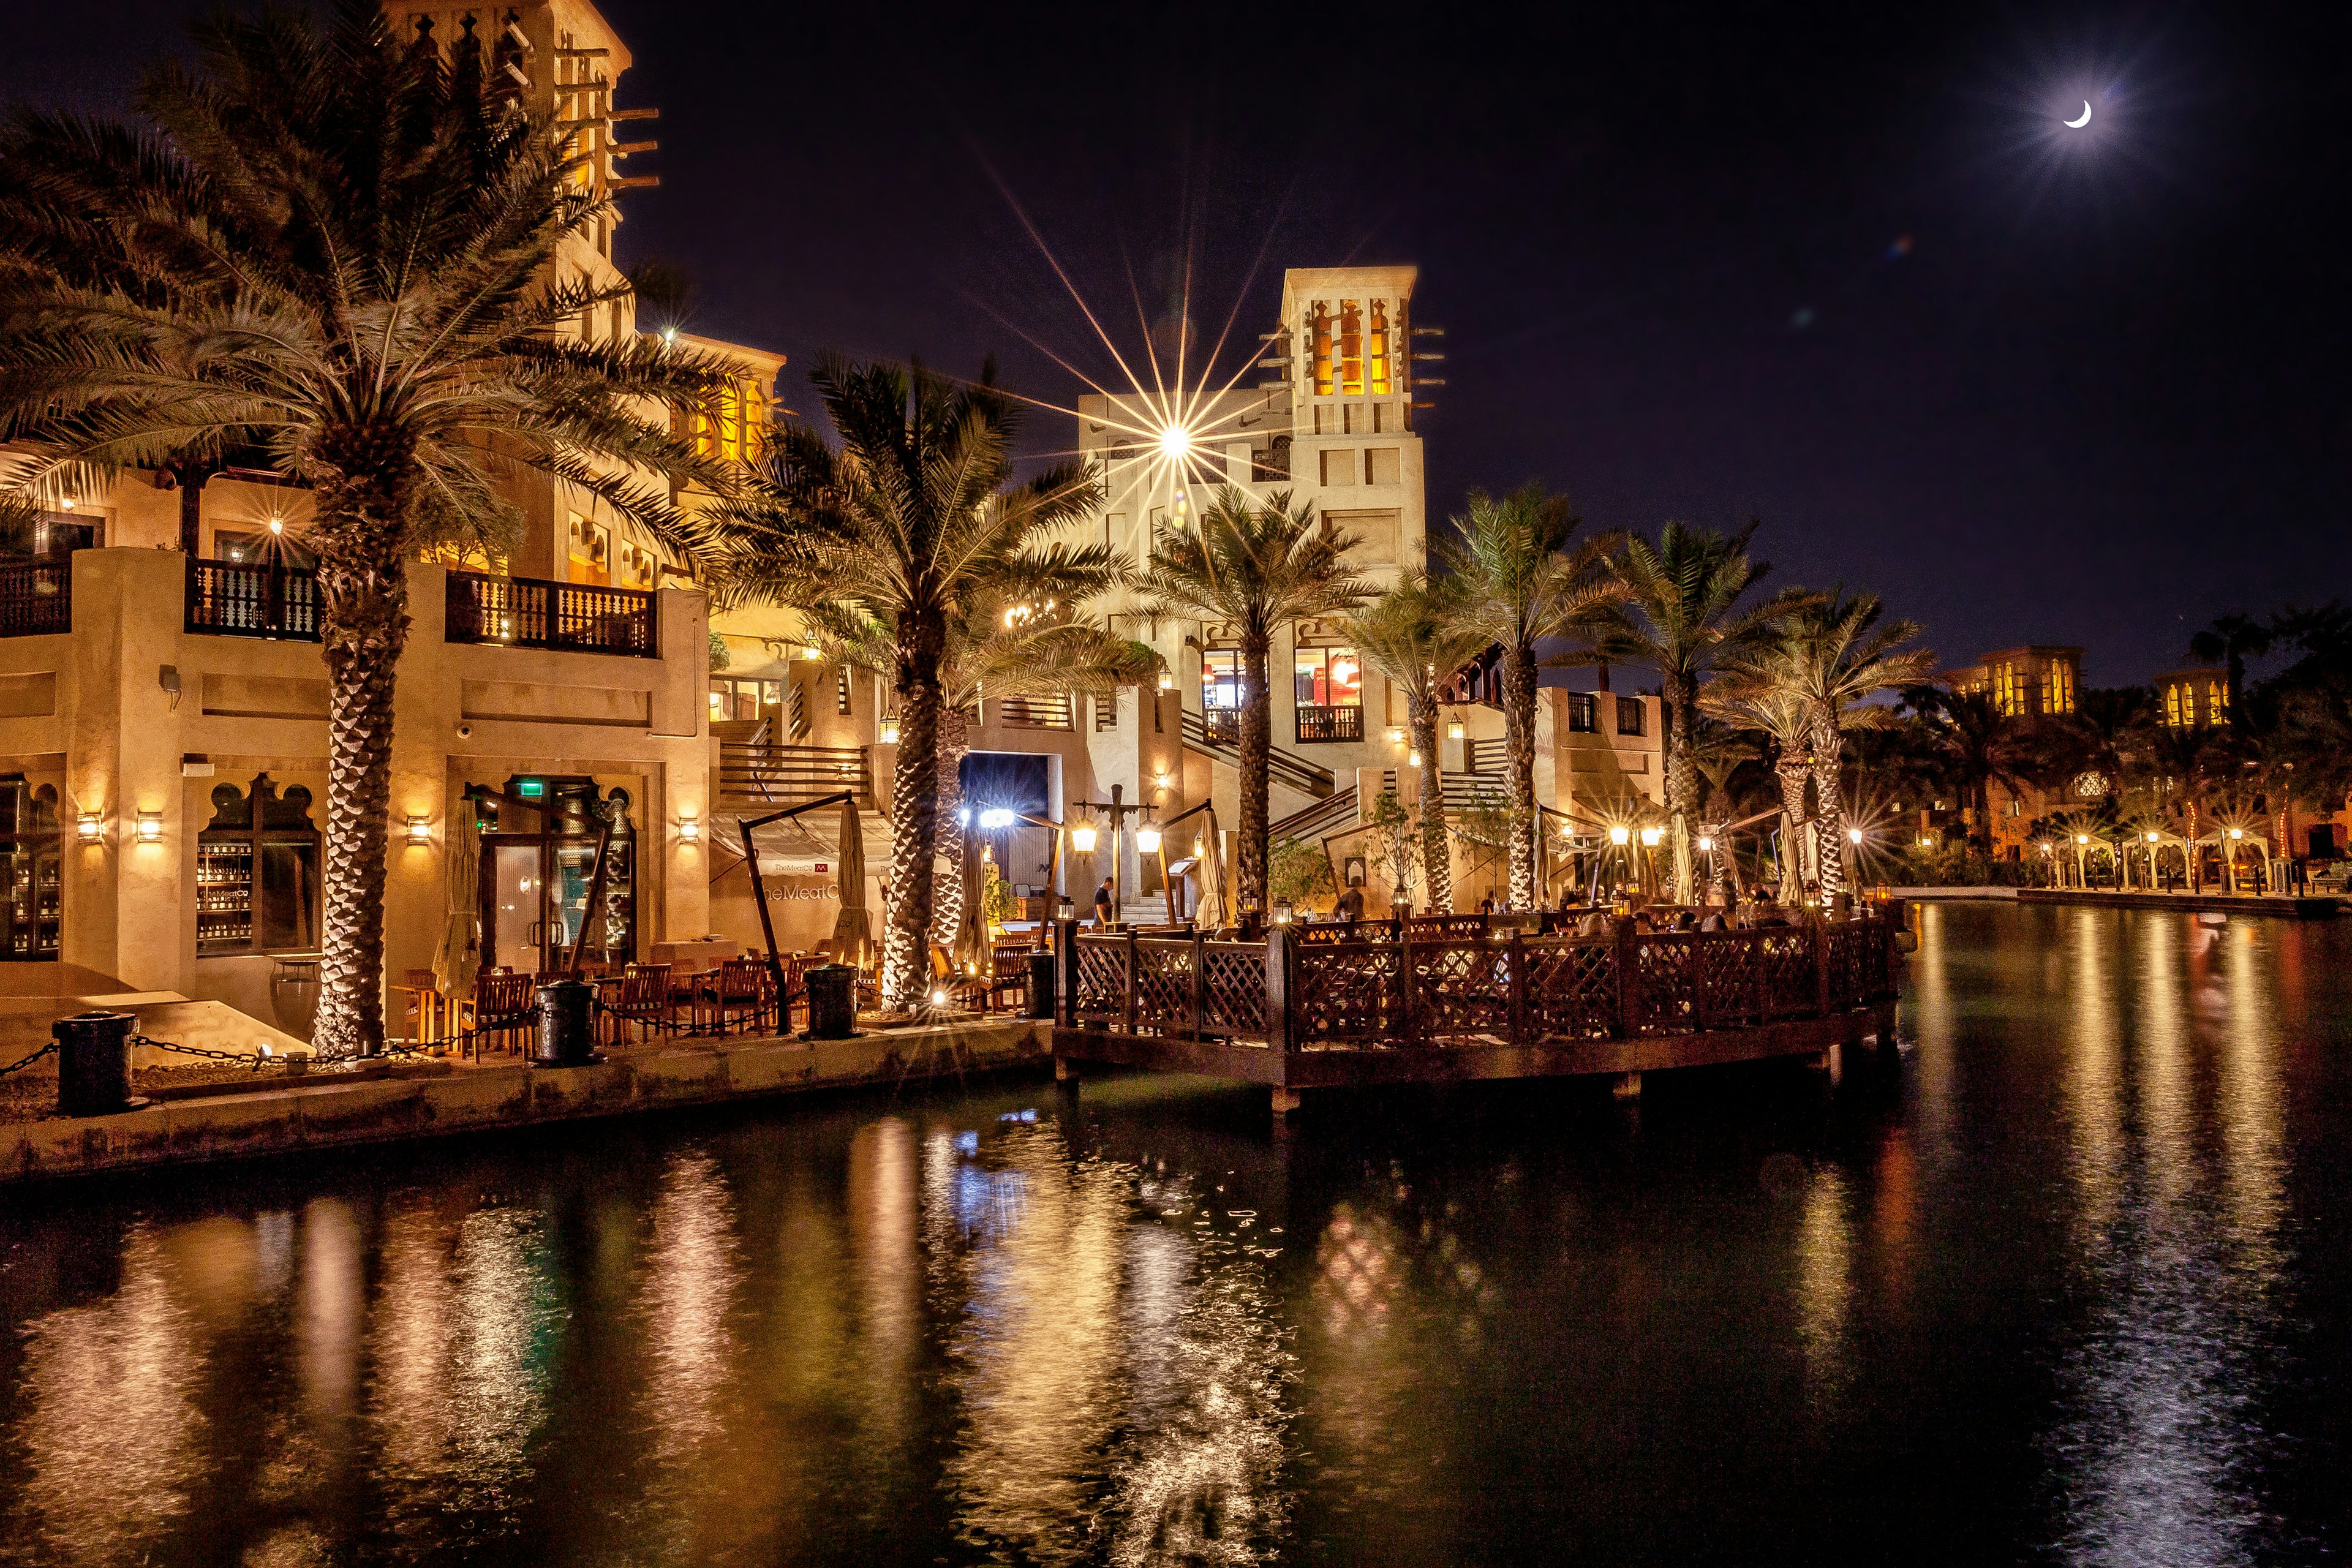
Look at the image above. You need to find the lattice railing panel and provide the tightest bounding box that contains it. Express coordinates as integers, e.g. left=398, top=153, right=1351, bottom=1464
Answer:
left=1133, top=940, right=1194, bottom=1036
left=1074, top=939, right=1126, bottom=1023
left=1630, top=936, right=1701, bottom=1036
left=1692, top=935, right=1760, bottom=1027
left=1409, top=939, right=1512, bottom=1042
left=1525, top=939, right=1618, bottom=1041
left=1760, top=930, right=1818, bottom=1017
left=1201, top=945, right=1267, bottom=1038
left=1291, top=943, right=1402, bottom=1046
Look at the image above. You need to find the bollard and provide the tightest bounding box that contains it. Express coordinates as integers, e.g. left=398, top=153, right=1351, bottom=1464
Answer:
left=804, top=964, right=856, bottom=1039
left=532, top=976, right=599, bottom=1067
left=1026, top=949, right=1057, bottom=1020
left=53, top=1010, right=140, bottom=1117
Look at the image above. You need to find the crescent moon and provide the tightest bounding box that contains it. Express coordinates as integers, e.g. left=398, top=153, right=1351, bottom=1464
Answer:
left=2065, top=100, right=2093, bottom=128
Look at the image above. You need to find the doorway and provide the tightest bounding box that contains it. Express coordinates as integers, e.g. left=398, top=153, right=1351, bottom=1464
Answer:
left=473, top=780, right=638, bottom=972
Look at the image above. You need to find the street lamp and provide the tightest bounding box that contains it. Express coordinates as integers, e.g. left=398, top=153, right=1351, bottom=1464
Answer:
left=1608, top=825, right=1630, bottom=846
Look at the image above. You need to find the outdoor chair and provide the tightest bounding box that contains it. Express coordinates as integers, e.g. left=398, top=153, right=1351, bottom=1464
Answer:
left=394, top=967, right=444, bottom=1047
left=929, top=945, right=992, bottom=1012
left=707, top=958, right=772, bottom=1035
left=602, top=963, right=675, bottom=1043
left=464, top=970, right=537, bottom=1059
left=985, top=938, right=1036, bottom=1013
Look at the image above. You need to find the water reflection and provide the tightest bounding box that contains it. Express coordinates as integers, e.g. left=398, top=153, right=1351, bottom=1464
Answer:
left=2045, top=910, right=2293, bottom=1567
left=0, top=904, right=2340, bottom=1565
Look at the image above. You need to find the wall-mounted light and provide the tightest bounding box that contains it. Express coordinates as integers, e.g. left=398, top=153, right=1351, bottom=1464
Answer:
left=1408, top=749, right=1422, bottom=767
left=77, top=812, right=102, bottom=844
left=1608, top=825, right=1631, bottom=846
left=405, top=814, right=432, bottom=845
left=135, top=810, right=163, bottom=844
left=1157, top=669, right=1175, bottom=692
left=879, top=715, right=900, bottom=745
left=800, top=644, right=821, bottom=661
left=679, top=815, right=701, bottom=843
left=1447, top=720, right=1466, bottom=741
left=1384, top=726, right=1405, bottom=746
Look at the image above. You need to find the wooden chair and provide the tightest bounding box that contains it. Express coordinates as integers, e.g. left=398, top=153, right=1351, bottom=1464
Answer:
left=986, top=938, right=1036, bottom=1013
left=394, top=967, right=444, bottom=1047
left=929, top=944, right=992, bottom=1012
left=601, top=963, right=674, bottom=1044
left=465, top=970, right=537, bottom=1059
left=708, top=958, right=771, bottom=1036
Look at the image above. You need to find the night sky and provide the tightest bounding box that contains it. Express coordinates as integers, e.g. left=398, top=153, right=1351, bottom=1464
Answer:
left=6, top=1, right=2345, bottom=688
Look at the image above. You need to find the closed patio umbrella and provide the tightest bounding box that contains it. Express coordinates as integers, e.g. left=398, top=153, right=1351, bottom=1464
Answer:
left=951, top=829, right=987, bottom=971
left=432, top=811, right=483, bottom=1003
left=829, top=800, right=872, bottom=968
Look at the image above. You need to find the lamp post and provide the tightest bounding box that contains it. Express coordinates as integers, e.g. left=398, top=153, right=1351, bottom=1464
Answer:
left=1068, top=782, right=1151, bottom=925
left=2225, top=825, right=2244, bottom=895
left=2075, top=833, right=2090, bottom=891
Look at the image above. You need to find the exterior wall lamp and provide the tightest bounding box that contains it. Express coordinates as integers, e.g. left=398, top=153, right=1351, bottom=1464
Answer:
left=1157, top=670, right=1175, bottom=692
left=135, top=810, right=163, bottom=844
left=1447, top=720, right=1466, bottom=741
left=77, top=812, right=103, bottom=844
left=405, top=814, right=432, bottom=845
left=679, top=815, right=701, bottom=843
left=879, top=715, right=900, bottom=745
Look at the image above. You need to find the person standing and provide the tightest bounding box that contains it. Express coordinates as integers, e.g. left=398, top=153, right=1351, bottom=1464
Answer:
left=1093, top=876, right=1115, bottom=929
left=1335, top=877, right=1366, bottom=923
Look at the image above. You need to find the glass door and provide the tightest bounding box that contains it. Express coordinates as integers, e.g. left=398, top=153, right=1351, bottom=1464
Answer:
left=549, top=842, right=598, bottom=962
left=485, top=843, right=546, bottom=974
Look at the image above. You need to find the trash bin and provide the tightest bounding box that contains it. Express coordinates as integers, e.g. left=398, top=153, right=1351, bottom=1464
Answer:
left=804, top=964, right=856, bottom=1039
left=1027, top=949, right=1057, bottom=1020
left=53, top=1010, right=139, bottom=1117
left=533, top=976, right=598, bottom=1067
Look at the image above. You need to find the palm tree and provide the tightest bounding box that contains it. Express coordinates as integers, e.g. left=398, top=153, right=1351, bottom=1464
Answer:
left=1589, top=521, right=1806, bottom=902
left=1343, top=573, right=1491, bottom=913
left=707, top=358, right=1100, bottom=1008
left=1433, top=485, right=1621, bottom=908
left=1684, top=717, right=1758, bottom=897
left=1136, top=488, right=1374, bottom=910
left=1760, top=589, right=1933, bottom=899
left=1703, top=685, right=1817, bottom=895
left=2130, top=720, right=2230, bottom=892
left=802, top=589, right=1146, bottom=949
left=1903, top=686, right=2049, bottom=854
left=0, top=9, right=735, bottom=1054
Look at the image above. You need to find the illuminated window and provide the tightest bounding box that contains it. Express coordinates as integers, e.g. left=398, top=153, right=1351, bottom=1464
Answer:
left=616, top=539, right=656, bottom=590
left=1293, top=645, right=1363, bottom=742
left=708, top=678, right=782, bottom=723
left=567, top=513, right=610, bottom=586
left=2166, top=683, right=2185, bottom=727
left=1368, top=300, right=1392, bottom=394
left=1338, top=301, right=1363, bottom=395
left=1311, top=303, right=1335, bottom=396
left=1201, top=649, right=1243, bottom=712
left=2209, top=680, right=2225, bottom=720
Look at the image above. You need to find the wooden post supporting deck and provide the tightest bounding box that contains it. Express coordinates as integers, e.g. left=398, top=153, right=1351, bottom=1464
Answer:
left=1614, top=917, right=1639, bottom=1039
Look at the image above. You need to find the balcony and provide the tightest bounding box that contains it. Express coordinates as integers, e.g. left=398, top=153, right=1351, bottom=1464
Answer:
left=1200, top=706, right=1240, bottom=745
left=992, top=693, right=1073, bottom=731
left=446, top=570, right=657, bottom=658
left=0, top=560, right=71, bottom=638
left=186, top=557, right=320, bottom=641
left=1294, top=704, right=1363, bottom=744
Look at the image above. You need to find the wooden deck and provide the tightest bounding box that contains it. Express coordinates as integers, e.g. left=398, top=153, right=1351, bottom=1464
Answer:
left=1047, top=911, right=1904, bottom=1110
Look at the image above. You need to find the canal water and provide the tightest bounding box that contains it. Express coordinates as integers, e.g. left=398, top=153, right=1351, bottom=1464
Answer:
left=1, top=901, right=2346, bottom=1566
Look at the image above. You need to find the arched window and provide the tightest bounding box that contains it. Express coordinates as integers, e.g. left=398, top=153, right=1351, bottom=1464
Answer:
left=197, top=774, right=320, bottom=956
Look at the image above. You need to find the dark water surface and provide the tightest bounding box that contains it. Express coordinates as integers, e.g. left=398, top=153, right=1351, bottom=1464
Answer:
left=2, top=902, right=2349, bottom=1566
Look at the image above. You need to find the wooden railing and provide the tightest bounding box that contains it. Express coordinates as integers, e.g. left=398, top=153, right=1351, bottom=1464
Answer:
left=1294, top=703, right=1364, bottom=743
left=993, top=693, right=1073, bottom=730
left=717, top=741, right=873, bottom=806
left=0, top=559, right=72, bottom=638
left=445, top=570, right=657, bottom=657
left=1269, top=788, right=1359, bottom=843
left=1181, top=709, right=1336, bottom=797
left=1061, top=911, right=1899, bottom=1049
left=186, top=557, right=320, bottom=641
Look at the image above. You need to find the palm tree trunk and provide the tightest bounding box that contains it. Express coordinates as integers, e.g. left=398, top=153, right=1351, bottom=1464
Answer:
left=1666, top=679, right=1696, bottom=904
left=308, top=479, right=417, bottom=1058
left=1237, top=632, right=1272, bottom=909
left=882, top=617, right=945, bottom=1009
left=1811, top=723, right=1847, bottom=899
left=1501, top=644, right=1538, bottom=909
left=929, top=704, right=969, bottom=949
left=1410, top=691, right=1451, bottom=912
left=1774, top=756, right=1809, bottom=896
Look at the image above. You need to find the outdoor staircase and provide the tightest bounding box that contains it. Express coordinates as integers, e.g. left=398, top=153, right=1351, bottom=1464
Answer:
left=1269, top=789, right=1359, bottom=844
left=1180, top=710, right=1336, bottom=799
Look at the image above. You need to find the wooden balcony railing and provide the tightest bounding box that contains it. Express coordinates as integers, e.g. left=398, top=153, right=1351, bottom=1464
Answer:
left=1200, top=706, right=1240, bottom=745
left=1062, top=911, right=1899, bottom=1049
left=0, top=559, right=72, bottom=638
left=717, top=741, right=873, bottom=807
left=186, top=557, right=320, bottom=641
left=445, top=570, right=657, bottom=657
left=993, top=693, right=1073, bottom=730
left=1294, top=703, right=1364, bottom=743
